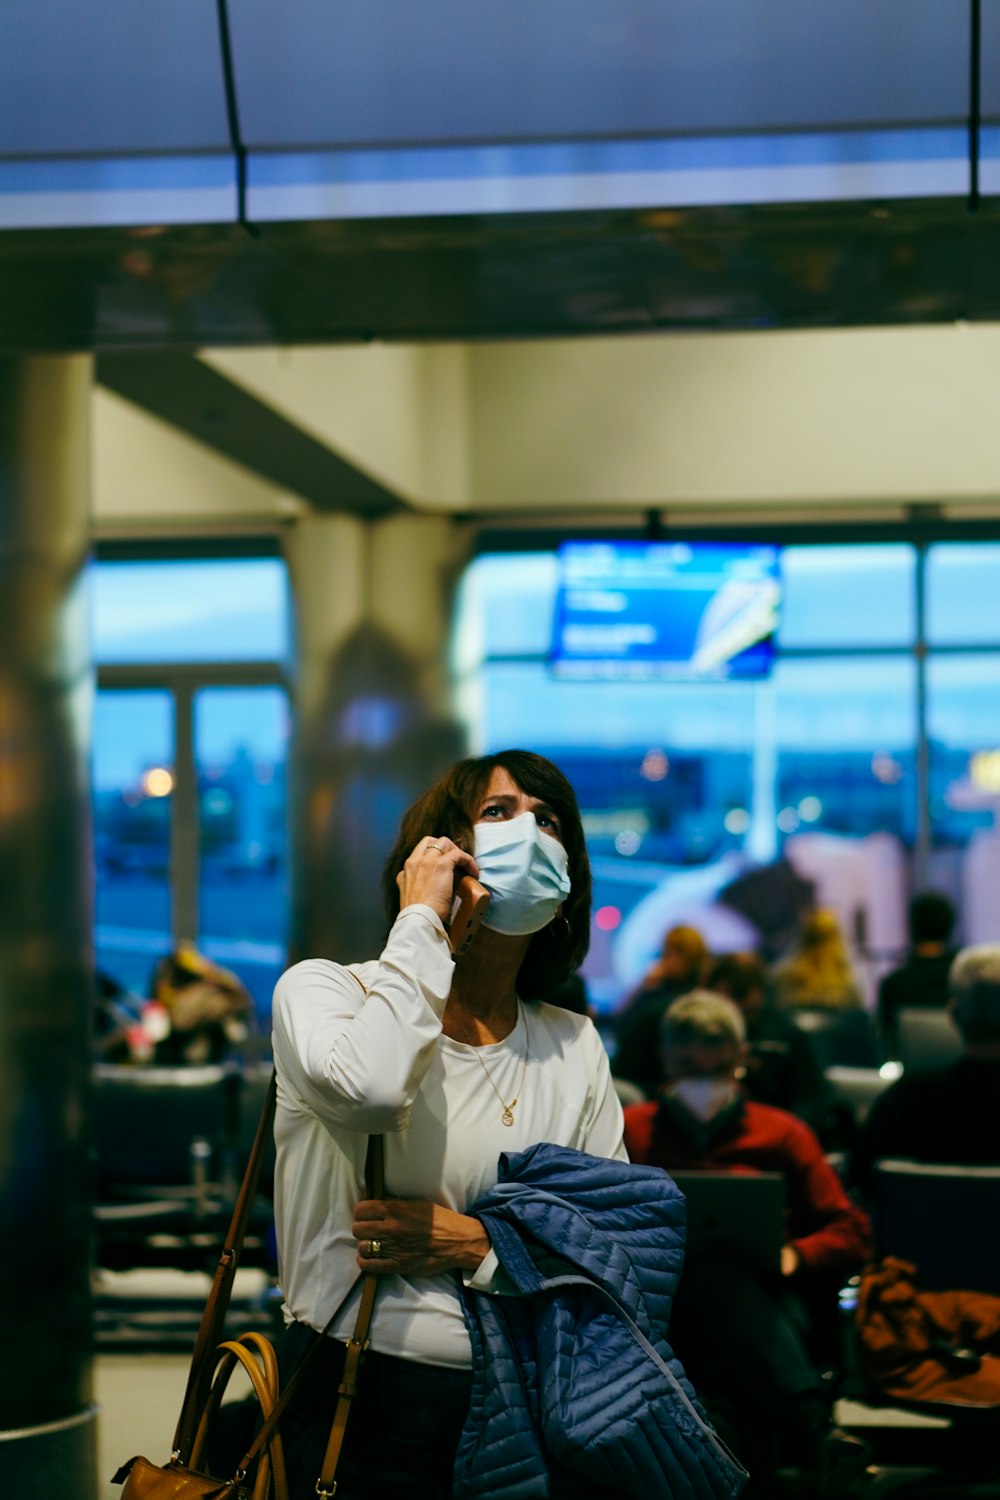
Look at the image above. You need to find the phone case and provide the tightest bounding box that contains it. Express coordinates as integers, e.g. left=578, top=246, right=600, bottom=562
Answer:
left=449, top=876, right=491, bottom=955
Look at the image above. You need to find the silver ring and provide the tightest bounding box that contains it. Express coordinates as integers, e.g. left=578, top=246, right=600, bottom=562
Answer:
left=369, top=1239, right=382, bottom=1258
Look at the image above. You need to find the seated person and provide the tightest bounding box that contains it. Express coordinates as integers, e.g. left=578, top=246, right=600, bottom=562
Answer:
left=877, top=891, right=957, bottom=1060
left=93, top=968, right=142, bottom=1062
left=773, top=907, right=864, bottom=1013
left=147, top=943, right=254, bottom=1065
left=856, top=943, right=1000, bottom=1194
left=707, top=951, right=840, bottom=1142
left=624, top=991, right=872, bottom=1489
left=611, top=923, right=708, bottom=1096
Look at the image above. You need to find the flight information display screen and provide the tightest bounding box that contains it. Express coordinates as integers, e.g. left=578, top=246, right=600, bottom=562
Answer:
left=551, top=541, right=781, bottom=680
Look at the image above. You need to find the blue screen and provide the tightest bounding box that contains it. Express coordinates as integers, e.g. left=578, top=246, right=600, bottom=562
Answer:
left=551, top=541, right=781, bottom=681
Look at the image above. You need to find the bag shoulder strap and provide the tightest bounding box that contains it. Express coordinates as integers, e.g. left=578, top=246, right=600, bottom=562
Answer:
left=174, top=1070, right=278, bottom=1464
left=232, top=1133, right=385, bottom=1489
left=178, top=967, right=384, bottom=1481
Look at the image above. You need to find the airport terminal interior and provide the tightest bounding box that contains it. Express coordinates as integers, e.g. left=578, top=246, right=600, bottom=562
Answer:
left=5, top=4, right=1000, bottom=1497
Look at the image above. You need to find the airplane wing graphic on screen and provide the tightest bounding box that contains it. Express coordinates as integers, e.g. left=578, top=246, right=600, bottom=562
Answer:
left=690, top=577, right=780, bottom=673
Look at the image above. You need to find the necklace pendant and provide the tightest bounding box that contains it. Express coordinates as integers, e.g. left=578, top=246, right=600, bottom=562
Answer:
left=501, top=1107, right=515, bottom=1127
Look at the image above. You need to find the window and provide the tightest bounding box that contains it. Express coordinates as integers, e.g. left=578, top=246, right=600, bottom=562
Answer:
left=926, top=544, right=1000, bottom=645
left=92, top=558, right=290, bottom=664
left=92, top=555, right=290, bottom=1017
left=93, top=690, right=173, bottom=996
left=779, top=545, right=915, bottom=647
left=196, top=686, right=290, bottom=1008
left=454, top=538, right=1000, bottom=1012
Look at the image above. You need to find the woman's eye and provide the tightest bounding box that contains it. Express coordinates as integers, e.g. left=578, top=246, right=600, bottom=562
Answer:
left=480, top=804, right=504, bottom=819
left=536, top=812, right=560, bottom=833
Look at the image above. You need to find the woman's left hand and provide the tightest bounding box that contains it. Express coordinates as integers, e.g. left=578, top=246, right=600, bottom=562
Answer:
left=352, top=1197, right=491, bottom=1276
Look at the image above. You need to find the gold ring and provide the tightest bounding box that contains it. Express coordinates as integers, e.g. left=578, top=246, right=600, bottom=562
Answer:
left=428, top=842, right=443, bottom=853
left=369, top=1239, right=382, bottom=1258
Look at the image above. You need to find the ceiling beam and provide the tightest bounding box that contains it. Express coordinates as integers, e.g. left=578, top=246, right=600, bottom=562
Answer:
left=95, top=352, right=405, bottom=519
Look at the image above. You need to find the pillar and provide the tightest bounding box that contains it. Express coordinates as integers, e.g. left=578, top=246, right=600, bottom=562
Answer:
left=0, top=357, right=97, bottom=1494
left=284, top=511, right=470, bottom=964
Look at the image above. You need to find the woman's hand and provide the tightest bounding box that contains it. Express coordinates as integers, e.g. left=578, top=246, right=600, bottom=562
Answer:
left=352, top=1197, right=491, bottom=1276
left=396, top=837, right=480, bottom=927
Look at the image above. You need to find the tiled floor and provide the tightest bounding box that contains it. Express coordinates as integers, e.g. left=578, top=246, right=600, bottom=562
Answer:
left=97, top=1353, right=189, bottom=1498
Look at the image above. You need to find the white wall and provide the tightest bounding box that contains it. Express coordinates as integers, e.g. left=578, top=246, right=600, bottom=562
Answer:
left=93, top=323, right=1000, bottom=527
left=200, top=344, right=470, bottom=509
left=466, top=324, right=1000, bottom=512
left=92, top=387, right=294, bottom=530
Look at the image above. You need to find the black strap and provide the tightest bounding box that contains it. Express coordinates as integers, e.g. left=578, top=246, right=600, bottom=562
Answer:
left=173, top=1072, right=278, bottom=1463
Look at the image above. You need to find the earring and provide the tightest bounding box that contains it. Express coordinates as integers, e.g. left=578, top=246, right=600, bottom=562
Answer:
left=549, top=914, right=571, bottom=943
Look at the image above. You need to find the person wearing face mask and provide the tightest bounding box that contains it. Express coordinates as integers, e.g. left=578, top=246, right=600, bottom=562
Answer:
left=269, top=751, right=634, bottom=1499
left=623, top=992, right=873, bottom=1494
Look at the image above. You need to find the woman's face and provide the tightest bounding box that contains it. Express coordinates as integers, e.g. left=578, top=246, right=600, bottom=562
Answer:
left=474, top=766, right=564, bottom=846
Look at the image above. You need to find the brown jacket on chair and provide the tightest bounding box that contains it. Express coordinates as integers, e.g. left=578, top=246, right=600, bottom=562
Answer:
left=856, top=1256, right=1000, bottom=1408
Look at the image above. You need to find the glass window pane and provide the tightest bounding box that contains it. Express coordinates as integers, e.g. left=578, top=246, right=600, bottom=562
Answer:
left=474, top=662, right=760, bottom=1010
left=927, top=653, right=1000, bottom=843
left=926, top=544, right=1000, bottom=644
left=92, top=559, right=290, bottom=664
left=478, top=661, right=758, bottom=751
left=779, top=545, right=916, bottom=647
left=93, top=689, right=173, bottom=996
left=470, top=655, right=916, bottom=1011
left=453, top=553, right=558, bottom=668
left=771, top=656, right=918, bottom=846
left=195, top=686, right=290, bottom=1016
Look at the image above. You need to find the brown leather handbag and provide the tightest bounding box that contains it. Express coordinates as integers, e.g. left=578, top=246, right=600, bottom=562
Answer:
left=113, top=1072, right=384, bottom=1500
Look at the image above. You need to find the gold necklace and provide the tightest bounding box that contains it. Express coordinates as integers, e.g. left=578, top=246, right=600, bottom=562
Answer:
left=456, top=1006, right=530, bottom=1127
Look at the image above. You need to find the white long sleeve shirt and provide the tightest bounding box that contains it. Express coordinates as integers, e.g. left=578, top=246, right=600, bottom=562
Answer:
left=271, top=904, right=626, bottom=1368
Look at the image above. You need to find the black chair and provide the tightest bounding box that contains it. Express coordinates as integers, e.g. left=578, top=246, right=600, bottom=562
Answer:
left=894, top=1007, right=963, bottom=1072
left=872, top=1159, right=1000, bottom=1296
left=838, top=1158, right=1000, bottom=1462
left=92, top=1062, right=237, bottom=1270
left=824, top=1065, right=894, bottom=1127
left=788, top=1008, right=878, bottom=1070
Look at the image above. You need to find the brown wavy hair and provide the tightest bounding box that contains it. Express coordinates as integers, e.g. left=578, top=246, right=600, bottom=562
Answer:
left=380, top=750, right=591, bottom=1000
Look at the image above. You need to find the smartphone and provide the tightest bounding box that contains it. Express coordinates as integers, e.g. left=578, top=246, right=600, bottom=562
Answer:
left=449, top=876, right=491, bottom=955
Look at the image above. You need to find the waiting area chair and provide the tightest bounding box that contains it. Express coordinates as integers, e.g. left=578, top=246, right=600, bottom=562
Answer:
left=872, top=1159, right=1000, bottom=1296
left=824, top=1065, right=893, bottom=1126
left=893, top=1007, right=963, bottom=1073
left=787, top=1007, right=878, bottom=1070
left=833, top=1158, right=1000, bottom=1483
left=92, top=1063, right=238, bottom=1270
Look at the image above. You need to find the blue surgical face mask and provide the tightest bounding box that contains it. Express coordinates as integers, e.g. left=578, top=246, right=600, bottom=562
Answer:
left=473, top=810, right=571, bottom=937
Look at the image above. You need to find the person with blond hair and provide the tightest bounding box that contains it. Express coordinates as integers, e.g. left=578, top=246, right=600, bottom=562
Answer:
left=611, top=923, right=709, bottom=1096
left=772, top=907, right=863, bottom=1013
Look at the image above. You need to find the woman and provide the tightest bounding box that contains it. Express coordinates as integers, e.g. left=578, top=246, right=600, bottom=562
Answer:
left=772, top=906, right=863, bottom=1012
left=271, top=750, right=626, bottom=1499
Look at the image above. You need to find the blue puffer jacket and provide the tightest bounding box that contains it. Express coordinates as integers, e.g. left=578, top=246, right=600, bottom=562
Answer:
left=456, top=1143, right=748, bottom=1500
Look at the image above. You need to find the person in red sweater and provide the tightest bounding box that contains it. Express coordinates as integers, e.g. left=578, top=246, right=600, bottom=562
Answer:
left=624, top=990, right=873, bottom=1493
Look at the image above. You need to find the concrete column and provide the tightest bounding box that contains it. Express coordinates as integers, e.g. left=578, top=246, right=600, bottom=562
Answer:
left=0, top=357, right=97, bottom=1494
left=284, top=512, right=470, bottom=964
